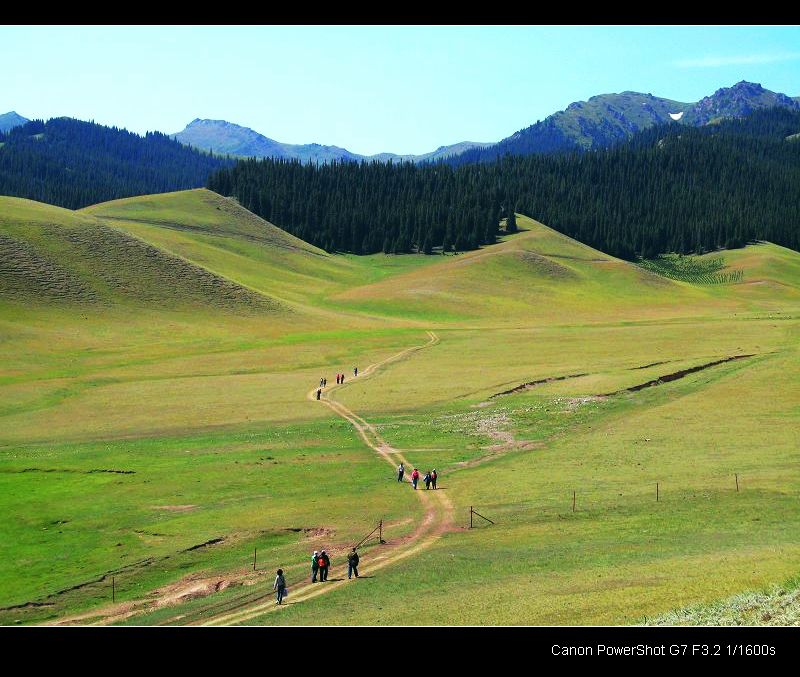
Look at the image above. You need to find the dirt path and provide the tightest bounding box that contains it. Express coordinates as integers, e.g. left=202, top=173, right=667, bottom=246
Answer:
left=200, top=331, right=455, bottom=626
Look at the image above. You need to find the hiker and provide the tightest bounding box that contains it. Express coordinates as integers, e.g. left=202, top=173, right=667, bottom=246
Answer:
left=336, top=374, right=340, bottom=384
left=423, top=471, right=432, bottom=490
left=320, top=377, right=324, bottom=388
left=319, top=550, right=330, bottom=581
left=354, top=366, right=358, bottom=377
left=316, top=388, right=321, bottom=400
left=311, top=550, right=320, bottom=583
left=274, top=568, right=287, bottom=605
left=431, top=469, right=438, bottom=489
left=411, top=468, right=420, bottom=490
left=341, top=374, right=345, bottom=384
left=347, top=548, right=360, bottom=579
left=397, top=462, right=405, bottom=482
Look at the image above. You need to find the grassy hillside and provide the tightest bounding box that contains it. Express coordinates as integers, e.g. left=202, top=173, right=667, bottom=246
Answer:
left=0, top=195, right=280, bottom=313
left=330, top=215, right=727, bottom=323
left=2, top=189, right=800, bottom=626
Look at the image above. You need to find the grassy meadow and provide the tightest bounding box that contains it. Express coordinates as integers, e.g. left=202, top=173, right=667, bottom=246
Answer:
left=1, top=190, right=799, bottom=625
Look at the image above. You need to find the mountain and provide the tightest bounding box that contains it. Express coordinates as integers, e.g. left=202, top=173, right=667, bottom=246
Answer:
left=173, top=118, right=489, bottom=163
left=681, top=81, right=800, bottom=125
left=0, top=117, right=231, bottom=210
left=453, top=81, right=800, bottom=165
left=454, top=92, right=690, bottom=163
left=371, top=141, right=494, bottom=163
left=173, top=118, right=362, bottom=163
left=0, top=111, right=29, bottom=133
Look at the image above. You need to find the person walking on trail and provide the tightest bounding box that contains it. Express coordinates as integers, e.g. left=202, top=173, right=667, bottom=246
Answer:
left=320, top=377, right=324, bottom=388
left=336, top=374, right=340, bottom=385
left=319, top=550, right=330, bottom=581
left=323, top=377, right=327, bottom=387
left=311, top=550, right=320, bottom=583
left=423, top=471, right=432, bottom=490
left=431, top=469, right=438, bottom=489
left=347, top=548, right=360, bottom=579
left=341, top=373, right=345, bottom=384
left=316, top=388, right=322, bottom=400
left=354, top=366, right=358, bottom=377
left=274, top=568, right=287, bottom=605
left=397, top=462, right=405, bottom=482
left=411, top=468, right=420, bottom=490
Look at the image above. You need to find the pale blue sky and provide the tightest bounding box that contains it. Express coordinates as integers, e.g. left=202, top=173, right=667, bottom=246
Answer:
left=2, top=25, right=799, bottom=155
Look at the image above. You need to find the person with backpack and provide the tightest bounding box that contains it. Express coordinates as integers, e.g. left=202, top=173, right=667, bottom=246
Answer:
left=347, top=548, right=360, bottom=579
left=397, top=462, right=405, bottom=482
left=311, top=550, right=320, bottom=583
left=431, top=469, right=438, bottom=489
left=411, top=468, right=420, bottom=490
left=319, top=550, right=330, bottom=581
left=316, top=388, right=321, bottom=400
left=423, top=471, right=432, bottom=490
left=274, top=568, right=287, bottom=605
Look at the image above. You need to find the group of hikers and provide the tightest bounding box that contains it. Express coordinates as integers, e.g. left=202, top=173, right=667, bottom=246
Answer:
left=316, top=366, right=358, bottom=400
left=396, top=462, right=438, bottom=490
left=272, top=547, right=361, bottom=605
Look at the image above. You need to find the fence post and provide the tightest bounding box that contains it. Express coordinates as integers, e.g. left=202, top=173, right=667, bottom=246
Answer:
left=112, top=576, right=115, bottom=603
left=379, top=519, right=383, bottom=543
left=735, top=473, right=739, bottom=492
left=253, top=548, right=257, bottom=571
left=572, top=490, right=576, bottom=513
left=656, top=482, right=659, bottom=502
left=470, top=506, right=473, bottom=529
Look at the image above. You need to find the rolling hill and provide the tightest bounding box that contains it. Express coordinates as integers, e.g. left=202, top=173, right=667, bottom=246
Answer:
left=0, top=195, right=281, bottom=313
left=2, top=188, right=800, bottom=627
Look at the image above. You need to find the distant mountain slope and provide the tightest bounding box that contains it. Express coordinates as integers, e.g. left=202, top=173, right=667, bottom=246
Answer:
left=0, top=195, right=280, bottom=313
left=0, top=111, right=29, bottom=133
left=0, top=117, right=231, bottom=209
left=682, top=81, right=800, bottom=126
left=173, top=118, right=489, bottom=163
left=453, top=81, right=800, bottom=164
left=454, top=92, right=690, bottom=163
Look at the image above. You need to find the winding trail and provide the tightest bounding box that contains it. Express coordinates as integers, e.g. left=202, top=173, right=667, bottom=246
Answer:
left=201, top=331, right=455, bottom=626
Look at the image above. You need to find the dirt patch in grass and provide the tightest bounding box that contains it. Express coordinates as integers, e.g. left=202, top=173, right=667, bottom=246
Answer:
left=154, top=504, right=197, bottom=512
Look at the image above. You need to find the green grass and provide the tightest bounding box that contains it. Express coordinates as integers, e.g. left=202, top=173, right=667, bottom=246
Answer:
left=2, top=189, right=800, bottom=625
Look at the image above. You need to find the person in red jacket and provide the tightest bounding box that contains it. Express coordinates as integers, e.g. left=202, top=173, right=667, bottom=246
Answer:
left=411, top=468, right=420, bottom=490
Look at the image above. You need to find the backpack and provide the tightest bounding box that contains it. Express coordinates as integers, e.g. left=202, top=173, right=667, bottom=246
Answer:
left=318, top=557, right=326, bottom=567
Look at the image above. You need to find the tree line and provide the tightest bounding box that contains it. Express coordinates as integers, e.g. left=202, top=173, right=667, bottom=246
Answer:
left=208, top=107, right=800, bottom=258
left=0, top=117, right=231, bottom=210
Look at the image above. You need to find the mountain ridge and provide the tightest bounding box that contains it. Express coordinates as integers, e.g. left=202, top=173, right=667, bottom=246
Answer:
left=173, top=118, right=490, bottom=164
